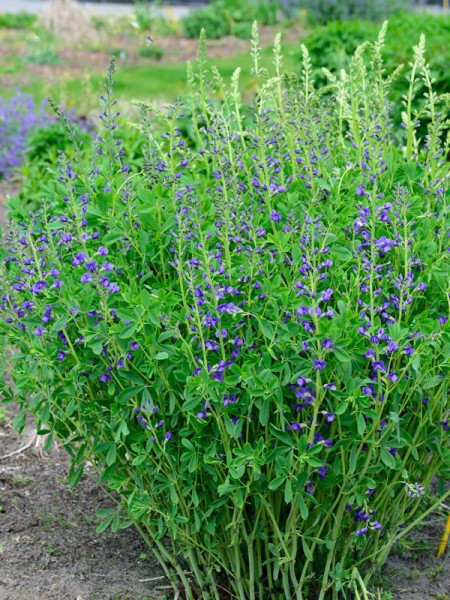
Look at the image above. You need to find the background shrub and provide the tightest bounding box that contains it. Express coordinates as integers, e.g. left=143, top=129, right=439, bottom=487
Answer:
left=300, top=0, right=408, bottom=25
left=233, top=21, right=253, bottom=39
left=0, top=11, right=37, bottom=30
left=138, top=44, right=164, bottom=60
left=180, top=7, right=231, bottom=39
left=216, top=0, right=279, bottom=26
left=133, top=0, right=155, bottom=32
left=24, top=33, right=61, bottom=65
left=181, top=0, right=279, bottom=39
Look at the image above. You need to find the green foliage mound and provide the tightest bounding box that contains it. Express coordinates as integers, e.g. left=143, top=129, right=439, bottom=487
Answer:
left=1, top=24, right=449, bottom=600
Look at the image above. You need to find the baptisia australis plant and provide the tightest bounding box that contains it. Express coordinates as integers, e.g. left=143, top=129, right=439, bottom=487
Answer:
left=1, top=23, right=449, bottom=600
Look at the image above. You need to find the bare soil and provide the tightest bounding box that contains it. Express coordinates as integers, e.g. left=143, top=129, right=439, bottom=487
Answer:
left=0, top=404, right=164, bottom=600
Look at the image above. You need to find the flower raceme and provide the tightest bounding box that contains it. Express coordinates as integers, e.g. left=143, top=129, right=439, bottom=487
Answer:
left=0, top=25, right=449, bottom=600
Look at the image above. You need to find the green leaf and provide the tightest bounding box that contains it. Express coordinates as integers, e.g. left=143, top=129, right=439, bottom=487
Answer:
left=96, top=515, right=113, bottom=533
left=12, top=412, right=26, bottom=431
left=357, top=413, right=366, bottom=435
left=116, top=309, right=135, bottom=322
left=335, top=402, right=348, bottom=415
left=423, top=376, right=443, bottom=389
left=119, top=323, right=138, bottom=339
left=268, top=476, right=285, bottom=491
left=96, top=508, right=116, bottom=519
left=106, top=444, right=117, bottom=466
left=155, top=351, right=169, bottom=360
left=334, top=247, right=352, bottom=261
left=111, top=513, right=120, bottom=532
left=39, top=403, right=51, bottom=424
left=258, top=318, right=274, bottom=340
left=308, top=457, right=323, bottom=468
left=349, top=444, right=357, bottom=474
left=381, top=448, right=396, bottom=469
left=284, top=479, right=293, bottom=504
left=399, top=429, right=414, bottom=447
left=260, top=398, right=270, bottom=426
left=68, top=464, right=84, bottom=487
left=120, top=371, right=145, bottom=385
left=92, top=342, right=104, bottom=355
left=100, top=462, right=119, bottom=482
left=182, top=397, right=201, bottom=412
left=334, top=348, right=351, bottom=363
left=302, top=537, right=313, bottom=561
left=297, top=494, right=309, bottom=520
left=118, top=386, right=144, bottom=403
left=217, top=482, right=240, bottom=495
left=181, top=438, right=195, bottom=452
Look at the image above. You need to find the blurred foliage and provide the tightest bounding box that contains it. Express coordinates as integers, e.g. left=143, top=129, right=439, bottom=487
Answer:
left=0, top=12, right=37, bottom=30
left=181, top=0, right=280, bottom=39
left=23, top=33, right=61, bottom=65
left=180, top=6, right=231, bottom=39
left=233, top=21, right=253, bottom=39
left=300, top=0, right=408, bottom=25
left=299, top=13, right=450, bottom=132
left=133, top=0, right=157, bottom=32
left=138, top=44, right=164, bottom=60
left=216, top=0, right=279, bottom=27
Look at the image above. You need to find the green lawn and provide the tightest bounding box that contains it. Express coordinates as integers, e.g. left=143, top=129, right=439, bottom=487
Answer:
left=14, top=42, right=298, bottom=110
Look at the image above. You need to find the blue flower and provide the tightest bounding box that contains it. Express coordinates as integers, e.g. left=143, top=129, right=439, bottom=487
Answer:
left=313, top=360, right=326, bottom=371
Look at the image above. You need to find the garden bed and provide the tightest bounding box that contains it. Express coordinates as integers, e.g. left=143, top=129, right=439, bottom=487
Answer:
left=0, top=25, right=304, bottom=107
